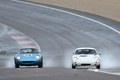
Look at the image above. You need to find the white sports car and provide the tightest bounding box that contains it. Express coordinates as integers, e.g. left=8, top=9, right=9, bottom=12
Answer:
left=72, top=47, right=100, bottom=69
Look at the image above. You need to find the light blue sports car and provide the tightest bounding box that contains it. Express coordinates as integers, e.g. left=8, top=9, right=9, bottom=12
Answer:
left=14, top=48, right=43, bottom=68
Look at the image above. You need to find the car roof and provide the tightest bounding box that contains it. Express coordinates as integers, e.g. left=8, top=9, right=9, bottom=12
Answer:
left=76, top=47, right=96, bottom=50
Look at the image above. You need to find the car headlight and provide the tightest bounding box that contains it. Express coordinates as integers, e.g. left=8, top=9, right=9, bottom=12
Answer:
left=73, top=57, right=77, bottom=61
left=94, top=57, right=99, bottom=61
left=36, top=56, right=40, bottom=59
left=16, top=56, right=21, bottom=60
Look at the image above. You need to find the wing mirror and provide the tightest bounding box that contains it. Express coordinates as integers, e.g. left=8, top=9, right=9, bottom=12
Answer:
left=37, top=52, right=42, bottom=53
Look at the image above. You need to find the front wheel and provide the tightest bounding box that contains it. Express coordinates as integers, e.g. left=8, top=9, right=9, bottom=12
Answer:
left=96, top=65, right=100, bottom=69
left=15, top=63, right=19, bottom=68
left=38, top=59, right=43, bottom=68
left=72, top=65, right=76, bottom=69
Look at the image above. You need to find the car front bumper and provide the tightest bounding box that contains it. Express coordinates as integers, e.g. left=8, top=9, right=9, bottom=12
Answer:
left=72, top=60, right=100, bottom=66
left=15, top=59, right=42, bottom=66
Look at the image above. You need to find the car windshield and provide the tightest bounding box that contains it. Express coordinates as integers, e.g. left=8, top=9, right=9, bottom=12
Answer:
left=75, top=49, right=97, bottom=55
left=20, top=48, right=38, bottom=53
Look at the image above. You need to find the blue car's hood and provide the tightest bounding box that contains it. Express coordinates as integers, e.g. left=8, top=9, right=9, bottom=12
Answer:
left=16, top=53, right=42, bottom=61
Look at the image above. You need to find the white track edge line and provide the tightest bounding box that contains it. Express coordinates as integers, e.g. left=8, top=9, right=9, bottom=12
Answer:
left=11, top=0, right=120, bottom=35
left=88, top=69, right=120, bottom=76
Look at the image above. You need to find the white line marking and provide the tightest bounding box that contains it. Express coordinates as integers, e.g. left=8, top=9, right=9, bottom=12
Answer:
left=11, top=0, right=120, bottom=35
left=17, top=41, right=34, bottom=44
left=89, top=69, right=120, bottom=76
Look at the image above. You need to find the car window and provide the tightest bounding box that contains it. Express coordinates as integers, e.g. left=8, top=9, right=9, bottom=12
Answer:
left=75, top=50, right=83, bottom=54
left=75, top=49, right=97, bottom=55
left=20, top=48, right=38, bottom=53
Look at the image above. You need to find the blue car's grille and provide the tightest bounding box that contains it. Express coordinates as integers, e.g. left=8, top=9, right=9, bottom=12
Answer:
left=22, top=61, right=34, bottom=63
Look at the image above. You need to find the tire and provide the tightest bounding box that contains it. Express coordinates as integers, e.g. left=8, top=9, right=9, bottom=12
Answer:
left=38, top=59, right=43, bottom=68
left=72, top=65, right=76, bottom=69
left=96, top=65, right=100, bottom=69
left=15, top=63, right=19, bottom=68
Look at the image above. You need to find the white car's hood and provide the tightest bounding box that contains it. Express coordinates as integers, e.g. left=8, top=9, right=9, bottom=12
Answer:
left=73, top=54, right=99, bottom=58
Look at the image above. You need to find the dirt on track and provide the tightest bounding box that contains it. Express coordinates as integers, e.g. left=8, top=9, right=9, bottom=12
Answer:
left=27, top=0, right=120, bottom=22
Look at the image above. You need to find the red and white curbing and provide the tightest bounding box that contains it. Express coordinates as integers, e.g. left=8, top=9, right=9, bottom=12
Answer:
left=7, top=29, right=40, bottom=51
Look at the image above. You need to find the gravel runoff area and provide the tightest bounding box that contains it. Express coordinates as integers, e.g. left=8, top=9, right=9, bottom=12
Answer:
left=27, top=0, right=120, bottom=22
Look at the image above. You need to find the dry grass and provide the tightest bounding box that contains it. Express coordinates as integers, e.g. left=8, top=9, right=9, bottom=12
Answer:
left=27, top=0, right=120, bottom=22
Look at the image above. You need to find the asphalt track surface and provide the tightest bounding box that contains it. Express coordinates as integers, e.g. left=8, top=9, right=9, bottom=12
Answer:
left=0, top=0, right=120, bottom=80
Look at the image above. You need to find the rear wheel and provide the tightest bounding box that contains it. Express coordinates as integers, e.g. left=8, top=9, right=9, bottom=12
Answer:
left=72, top=65, right=76, bottom=69
left=15, top=64, right=19, bottom=68
left=96, top=65, right=100, bottom=69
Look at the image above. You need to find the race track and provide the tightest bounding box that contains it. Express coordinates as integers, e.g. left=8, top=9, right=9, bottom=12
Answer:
left=0, top=0, right=120, bottom=80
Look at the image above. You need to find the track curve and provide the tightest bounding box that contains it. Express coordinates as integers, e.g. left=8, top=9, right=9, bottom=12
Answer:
left=0, top=0, right=120, bottom=80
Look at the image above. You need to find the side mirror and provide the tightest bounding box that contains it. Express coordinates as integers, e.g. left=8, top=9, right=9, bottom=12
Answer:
left=99, top=54, right=101, bottom=55
left=37, top=52, right=42, bottom=53
left=73, top=53, right=74, bottom=54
